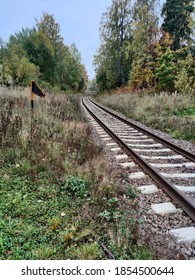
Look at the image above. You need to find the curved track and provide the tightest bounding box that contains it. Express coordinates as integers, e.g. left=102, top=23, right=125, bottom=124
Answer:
left=82, top=96, right=195, bottom=222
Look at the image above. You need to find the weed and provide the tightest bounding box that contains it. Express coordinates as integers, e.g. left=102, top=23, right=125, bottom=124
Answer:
left=125, top=185, right=138, bottom=199
left=68, top=242, right=103, bottom=260
left=99, top=210, right=112, bottom=221
left=50, top=217, right=61, bottom=232
left=33, top=246, right=55, bottom=260
left=107, top=215, right=154, bottom=260
left=64, top=176, right=88, bottom=197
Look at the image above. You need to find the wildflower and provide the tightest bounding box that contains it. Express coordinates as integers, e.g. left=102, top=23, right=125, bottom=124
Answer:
left=61, top=212, right=65, bottom=217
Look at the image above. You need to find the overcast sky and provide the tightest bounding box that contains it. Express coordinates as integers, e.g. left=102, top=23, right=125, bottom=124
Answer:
left=0, top=0, right=112, bottom=79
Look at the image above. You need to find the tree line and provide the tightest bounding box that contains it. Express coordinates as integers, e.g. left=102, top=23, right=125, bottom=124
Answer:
left=94, top=0, right=195, bottom=93
left=0, top=13, right=88, bottom=92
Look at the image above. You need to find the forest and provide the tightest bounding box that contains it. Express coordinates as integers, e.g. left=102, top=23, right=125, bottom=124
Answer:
left=0, top=13, right=88, bottom=92
left=93, top=0, right=195, bottom=93
left=0, top=0, right=194, bottom=94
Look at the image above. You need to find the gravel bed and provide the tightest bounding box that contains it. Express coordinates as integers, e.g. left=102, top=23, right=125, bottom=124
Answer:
left=146, top=158, right=191, bottom=164
left=186, top=192, right=195, bottom=203
left=169, top=178, right=195, bottom=187
left=128, top=176, right=157, bottom=187
left=82, top=98, right=195, bottom=260
left=155, top=166, right=195, bottom=173
left=134, top=150, right=175, bottom=156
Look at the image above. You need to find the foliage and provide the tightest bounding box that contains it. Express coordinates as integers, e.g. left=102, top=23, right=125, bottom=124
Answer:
left=129, top=0, right=158, bottom=89
left=63, top=176, right=88, bottom=197
left=94, top=0, right=133, bottom=91
left=129, top=58, right=156, bottom=90
left=35, top=12, right=63, bottom=60
left=108, top=214, right=154, bottom=260
left=94, top=0, right=195, bottom=93
left=0, top=13, right=87, bottom=92
left=24, top=29, right=56, bottom=85
left=175, top=54, right=195, bottom=94
left=161, top=0, right=194, bottom=51
left=154, top=48, right=177, bottom=91
left=2, top=30, right=39, bottom=86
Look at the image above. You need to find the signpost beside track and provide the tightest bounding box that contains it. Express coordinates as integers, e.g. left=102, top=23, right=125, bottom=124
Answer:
left=30, top=80, right=45, bottom=109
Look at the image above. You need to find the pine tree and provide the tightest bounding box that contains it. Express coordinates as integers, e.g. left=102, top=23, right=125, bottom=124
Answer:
left=161, top=0, right=194, bottom=51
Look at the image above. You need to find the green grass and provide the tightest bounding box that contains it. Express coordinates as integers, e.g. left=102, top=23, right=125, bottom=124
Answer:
left=174, top=108, right=195, bottom=118
left=0, top=171, right=101, bottom=259
left=0, top=87, right=153, bottom=260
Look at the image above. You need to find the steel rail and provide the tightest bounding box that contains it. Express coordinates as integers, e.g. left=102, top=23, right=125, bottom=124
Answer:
left=82, top=96, right=195, bottom=222
left=88, top=97, right=195, bottom=163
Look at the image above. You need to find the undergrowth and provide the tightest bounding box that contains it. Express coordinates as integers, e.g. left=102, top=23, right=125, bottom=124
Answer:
left=0, top=87, right=153, bottom=260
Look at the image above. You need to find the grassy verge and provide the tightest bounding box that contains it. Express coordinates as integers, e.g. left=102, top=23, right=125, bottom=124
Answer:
left=96, top=92, right=195, bottom=142
left=0, top=87, right=153, bottom=260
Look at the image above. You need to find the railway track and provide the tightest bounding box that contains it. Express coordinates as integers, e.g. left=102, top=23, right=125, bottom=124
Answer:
left=82, top=96, right=195, bottom=251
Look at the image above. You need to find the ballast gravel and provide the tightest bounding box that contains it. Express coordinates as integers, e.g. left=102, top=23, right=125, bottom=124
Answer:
left=81, top=99, right=195, bottom=260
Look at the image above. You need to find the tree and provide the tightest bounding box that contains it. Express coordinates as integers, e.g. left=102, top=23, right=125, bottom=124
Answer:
left=95, top=0, right=133, bottom=89
left=129, top=0, right=159, bottom=89
left=24, top=29, right=56, bottom=85
left=1, top=13, right=87, bottom=91
left=0, top=38, right=8, bottom=85
left=5, top=51, right=39, bottom=86
left=94, top=48, right=110, bottom=91
left=175, top=54, right=195, bottom=94
left=0, top=37, right=5, bottom=63
left=4, top=29, right=40, bottom=86
left=35, top=13, right=64, bottom=60
left=132, top=0, right=158, bottom=56
left=36, top=13, right=87, bottom=92
left=161, top=0, right=194, bottom=51
left=154, top=33, right=177, bottom=91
